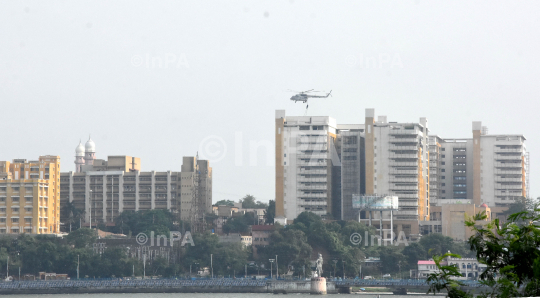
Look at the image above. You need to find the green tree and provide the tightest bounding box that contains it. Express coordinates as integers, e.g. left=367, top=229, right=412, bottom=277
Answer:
left=259, top=228, right=313, bottom=276
left=60, top=202, right=84, bottom=232
left=265, top=200, right=275, bottom=224
left=503, top=196, right=536, bottom=218
left=402, top=242, right=427, bottom=270
left=215, top=200, right=235, bottom=206
left=467, top=207, right=540, bottom=297
left=112, top=209, right=174, bottom=236
left=240, top=194, right=268, bottom=209
left=427, top=253, right=472, bottom=298
left=66, top=228, right=97, bottom=249
left=428, top=205, right=540, bottom=298
left=379, top=246, right=405, bottom=275
left=223, top=212, right=255, bottom=234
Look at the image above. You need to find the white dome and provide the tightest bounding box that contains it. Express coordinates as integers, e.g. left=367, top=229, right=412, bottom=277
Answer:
left=85, top=137, right=96, bottom=153
left=75, top=141, right=85, bottom=156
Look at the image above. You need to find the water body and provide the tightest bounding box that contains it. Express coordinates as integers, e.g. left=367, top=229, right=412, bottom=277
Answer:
left=6, top=294, right=438, bottom=298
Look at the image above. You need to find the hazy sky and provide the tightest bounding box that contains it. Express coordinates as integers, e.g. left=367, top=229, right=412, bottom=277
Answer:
left=1, top=1, right=539, bottom=203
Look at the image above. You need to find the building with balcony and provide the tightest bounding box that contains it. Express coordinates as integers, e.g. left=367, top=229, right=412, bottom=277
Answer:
left=338, top=125, right=366, bottom=221
left=0, top=156, right=61, bottom=234
left=60, top=140, right=211, bottom=228
left=275, top=110, right=339, bottom=222
left=426, top=122, right=528, bottom=223
left=362, top=108, right=430, bottom=237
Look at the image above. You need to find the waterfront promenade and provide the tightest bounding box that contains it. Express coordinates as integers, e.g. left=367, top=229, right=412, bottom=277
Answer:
left=0, top=278, right=485, bottom=295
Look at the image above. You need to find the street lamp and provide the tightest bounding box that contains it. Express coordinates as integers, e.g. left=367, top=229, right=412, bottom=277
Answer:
left=275, top=255, right=278, bottom=279
left=332, top=259, right=338, bottom=279
left=269, top=259, right=274, bottom=279
left=210, top=254, right=213, bottom=279
left=89, top=189, right=93, bottom=229
left=342, top=261, right=346, bottom=280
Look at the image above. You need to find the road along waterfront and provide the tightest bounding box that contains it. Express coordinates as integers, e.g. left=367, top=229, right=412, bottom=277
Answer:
left=0, top=278, right=484, bottom=295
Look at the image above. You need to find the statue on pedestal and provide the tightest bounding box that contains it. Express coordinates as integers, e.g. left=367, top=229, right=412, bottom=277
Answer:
left=315, top=253, right=323, bottom=277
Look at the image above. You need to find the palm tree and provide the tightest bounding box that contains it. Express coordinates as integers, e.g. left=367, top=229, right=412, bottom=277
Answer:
left=61, top=202, right=84, bottom=232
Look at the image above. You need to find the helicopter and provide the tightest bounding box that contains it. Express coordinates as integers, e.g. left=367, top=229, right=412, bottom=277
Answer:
left=289, top=89, right=332, bottom=103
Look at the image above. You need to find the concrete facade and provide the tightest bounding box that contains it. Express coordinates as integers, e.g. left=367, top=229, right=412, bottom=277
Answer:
left=0, top=156, right=61, bottom=234
left=275, top=110, right=338, bottom=221
left=426, top=122, right=528, bottom=225
left=61, top=141, right=212, bottom=226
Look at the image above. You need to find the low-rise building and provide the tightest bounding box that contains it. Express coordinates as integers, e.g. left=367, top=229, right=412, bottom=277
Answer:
left=411, top=254, right=486, bottom=280
left=420, top=202, right=491, bottom=241
left=251, top=225, right=274, bottom=246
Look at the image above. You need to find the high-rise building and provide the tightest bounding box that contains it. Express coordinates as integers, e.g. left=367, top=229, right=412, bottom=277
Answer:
left=61, top=140, right=212, bottom=229
left=0, top=156, right=61, bottom=234
left=274, top=109, right=529, bottom=239
left=180, top=156, right=212, bottom=232
left=361, top=109, right=430, bottom=237
left=338, top=125, right=366, bottom=220
left=426, top=122, right=528, bottom=225
left=275, top=110, right=339, bottom=222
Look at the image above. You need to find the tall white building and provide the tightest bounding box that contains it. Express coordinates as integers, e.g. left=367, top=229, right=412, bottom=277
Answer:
left=275, top=110, right=339, bottom=221
left=425, top=121, right=529, bottom=232
left=472, top=122, right=528, bottom=209
left=362, top=109, right=430, bottom=236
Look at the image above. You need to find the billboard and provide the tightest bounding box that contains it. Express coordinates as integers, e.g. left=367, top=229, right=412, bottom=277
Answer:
left=352, top=195, right=398, bottom=210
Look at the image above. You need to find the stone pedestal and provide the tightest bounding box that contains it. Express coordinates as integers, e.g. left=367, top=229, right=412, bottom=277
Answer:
left=310, top=277, right=327, bottom=295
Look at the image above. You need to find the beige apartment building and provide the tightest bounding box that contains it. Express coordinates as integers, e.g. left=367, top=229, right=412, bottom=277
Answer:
left=275, top=110, right=339, bottom=222
left=422, top=122, right=528, bottom=237
left=60, top=139, right=212, bottom=228
left=0, top=156, right=61, bottom=234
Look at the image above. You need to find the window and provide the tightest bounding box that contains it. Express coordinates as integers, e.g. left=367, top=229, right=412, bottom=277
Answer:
left=11, top=218, right=19, bottom=223
left=441, top=162, right=445, bottom=165
left=299, top=126, right=310, bottom=130
left=441, top=176, right=445, bottom=179
left=344, top=136, right=358, bottom=145
left=442, top=183, right=445, bottom=186
left=24, top=218, right=32, bottom=223
left=0, top=218, right=5, bottom=223
left=441, top=169, right=445, bottom=172
left=442, top=155, right=446, bottom=158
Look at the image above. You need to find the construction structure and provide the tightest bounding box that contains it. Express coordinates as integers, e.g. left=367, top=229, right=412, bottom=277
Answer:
left=0, top=156, right=61, bottom=234
left=180, top=155, right=212, bottom=233
left=352, top=194, right=398, bottom=243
